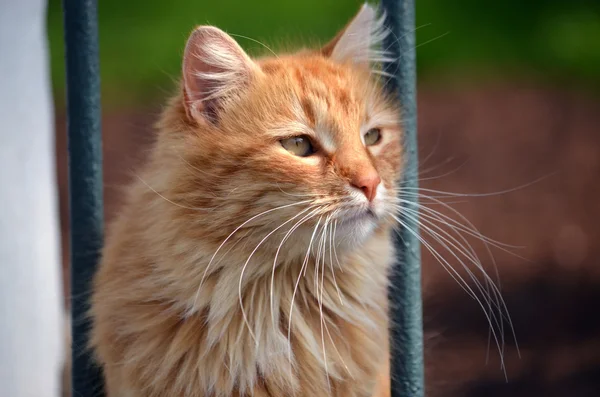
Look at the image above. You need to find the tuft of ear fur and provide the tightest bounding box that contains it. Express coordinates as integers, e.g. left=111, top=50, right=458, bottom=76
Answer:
left=182, top=26, right=258, bottom=123
left=322, top=3, right=390, bottom=69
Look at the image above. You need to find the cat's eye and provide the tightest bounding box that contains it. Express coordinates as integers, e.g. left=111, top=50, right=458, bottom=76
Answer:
left=364, top=128, right=382, bottom=146
left=280, top=136, right=315, bottom=157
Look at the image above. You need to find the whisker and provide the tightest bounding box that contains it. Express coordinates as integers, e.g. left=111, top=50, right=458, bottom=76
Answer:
left=239, top=206, right=316, bottom=344
left=275, top=182, right=332, bottom=198
left=323, top=308, right=353, bottom=379
left=397, top=210, right=509, bottom=375
left=135, top=175, right=214, bottom=211
left=173, top=151, right=229, bottom=180
left=322, top=216, right=352, bottom=378
left=378, top=22, right=434, bottom=79
left=418, top=156, right=457, bottom=178
left=228, top=32, right=279, bottom=58
left=402, top=197, right=521, bottom=359
left=332, top=219, right=343, bottom=273
left=414, top=31, right=451, bottom=49
left=392, top=200, right=519, bottom=347
left=390, top=188, right=471, bottom=201
left=418, top=158, right=469, bottom=182
left=401, top=205, right=506, bottom=318
left=395, top=201, right=522, bottom=253
left=288, top=216, right=322, bottom=370
left=319, top=215, right=332, bottom=392
left=394, top=195, right=528, bottom=355
left=418, top=128, right=443, bottom=170
left=329, top=211, right=344, bottom=305
left=314, top=217, right=327, bottom=296
left=189, top=200, right=313, bottom=315
left=396, top=190, right=523, bottom=359
left=270, top=207, right=321, bottom=328
left=391, top=196, right=525, bottom=251
left=401, top=173, right=554, bottom=198
left=400, top=209, right=506, bottom=332
left=391, top=214, right=507, bottom=373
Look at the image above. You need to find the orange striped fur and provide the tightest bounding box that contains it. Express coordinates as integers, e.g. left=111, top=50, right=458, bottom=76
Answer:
left=90, top=4, right=403, bottom=396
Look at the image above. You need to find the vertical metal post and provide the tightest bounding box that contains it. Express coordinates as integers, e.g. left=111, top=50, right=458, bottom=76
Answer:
left=381, top=0, right=425, bottom=396
left=63, top=0, right=105, bottom=396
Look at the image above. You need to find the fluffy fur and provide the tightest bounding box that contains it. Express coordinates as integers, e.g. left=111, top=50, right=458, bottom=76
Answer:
left=90, top=4, right=403, bottom=396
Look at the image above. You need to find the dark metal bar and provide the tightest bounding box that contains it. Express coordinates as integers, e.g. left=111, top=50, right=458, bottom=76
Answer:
left=63, top=0, right=105, bottom=395
left=381, top=0, right=425, bottom=396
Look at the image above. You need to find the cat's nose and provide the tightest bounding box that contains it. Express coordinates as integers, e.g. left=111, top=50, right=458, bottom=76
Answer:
left=351, top=171, right=381, bottom=202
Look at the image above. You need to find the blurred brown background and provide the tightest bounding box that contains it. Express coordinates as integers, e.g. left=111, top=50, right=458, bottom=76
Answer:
left=49, top=0, right=600, bottom=395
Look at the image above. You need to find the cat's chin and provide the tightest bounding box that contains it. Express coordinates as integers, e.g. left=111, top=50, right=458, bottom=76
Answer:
left=334, top=210, right=379, bottom=250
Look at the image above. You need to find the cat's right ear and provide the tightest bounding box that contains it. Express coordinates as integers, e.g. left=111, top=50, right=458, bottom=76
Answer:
left=182, top=26, right=258, bottom=124
left=321, top=4, right=387, bottom=69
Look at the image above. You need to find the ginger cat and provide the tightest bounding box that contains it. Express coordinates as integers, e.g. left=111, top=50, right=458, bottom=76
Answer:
left=90, top=4, right=401, bottom=396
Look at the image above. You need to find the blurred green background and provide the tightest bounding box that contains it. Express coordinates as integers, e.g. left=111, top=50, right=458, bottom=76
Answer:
left=47, top=0, right=600, bottom=108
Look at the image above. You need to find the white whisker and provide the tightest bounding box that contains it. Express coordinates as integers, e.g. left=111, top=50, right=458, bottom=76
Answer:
left=228, top=33, right=279, bottom=58
left=418, top=158, right=469, bottom=182
left=239, top=206, right=316, bottom=344
left=319, top=215, right=332, bottom=392
left=270, top=207, right=321, bottom=328
left=399, top=195, right=521, bottom=359
left=396, top=210, right=509, bottom=375
left=332, top=219, right=343, bottom=273
left=401, top=173, right=553, bottom=198
left=288, top=217, right=322, bottom=372
left=136, top=175, right=214, bottom=211
left=329, top=212, right=344, bottom=305
left=189, top=200, right=312, bottom=315
left=391, top=214, right=507, bottom=373
left=418, top=128, right=443, bottom=170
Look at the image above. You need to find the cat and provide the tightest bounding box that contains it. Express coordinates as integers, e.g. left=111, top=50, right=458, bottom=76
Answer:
left=90, top=4, right=403, bottom=396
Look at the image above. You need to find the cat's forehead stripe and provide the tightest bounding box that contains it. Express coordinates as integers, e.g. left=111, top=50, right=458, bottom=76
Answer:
left=285, top=59, right=377, bottom=153
left=300, top=97, right=316, bottom=125
left=261, top=56, right=394, bottom=153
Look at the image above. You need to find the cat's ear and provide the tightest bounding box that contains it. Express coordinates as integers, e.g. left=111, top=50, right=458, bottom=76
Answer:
left=182, top=26, right=258, bottom=123
left=321, top=3, right=388, bottom=67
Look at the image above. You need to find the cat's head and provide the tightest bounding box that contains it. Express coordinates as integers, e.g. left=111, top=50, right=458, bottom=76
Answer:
left=157, top=4, right=403, bottom=259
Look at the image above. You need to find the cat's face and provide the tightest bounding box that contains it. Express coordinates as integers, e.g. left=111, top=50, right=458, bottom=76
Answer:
left=166, top=5, right=402, bottom=256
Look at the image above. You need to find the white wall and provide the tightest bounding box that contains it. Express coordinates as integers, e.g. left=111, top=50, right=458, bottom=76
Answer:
left=0, top=0, right=64, bottom=396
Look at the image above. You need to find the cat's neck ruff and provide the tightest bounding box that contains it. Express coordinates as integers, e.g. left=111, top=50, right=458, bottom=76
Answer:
left=175, top=225, right=393, bottom=396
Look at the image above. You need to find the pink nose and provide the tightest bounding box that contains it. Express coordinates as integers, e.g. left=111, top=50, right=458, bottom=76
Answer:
left=351, top=171, right=381, bottom=202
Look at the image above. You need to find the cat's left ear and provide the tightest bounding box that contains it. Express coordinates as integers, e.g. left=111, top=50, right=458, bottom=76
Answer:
left=182, top=26, right=259, bottom=124
left=321, top=3, right=388, bottom=68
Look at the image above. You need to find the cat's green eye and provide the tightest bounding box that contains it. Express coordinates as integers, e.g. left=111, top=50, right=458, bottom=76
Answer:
left=364, top=128, right=382, bottom=146
left=280, top=136, right=315, bottom=157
